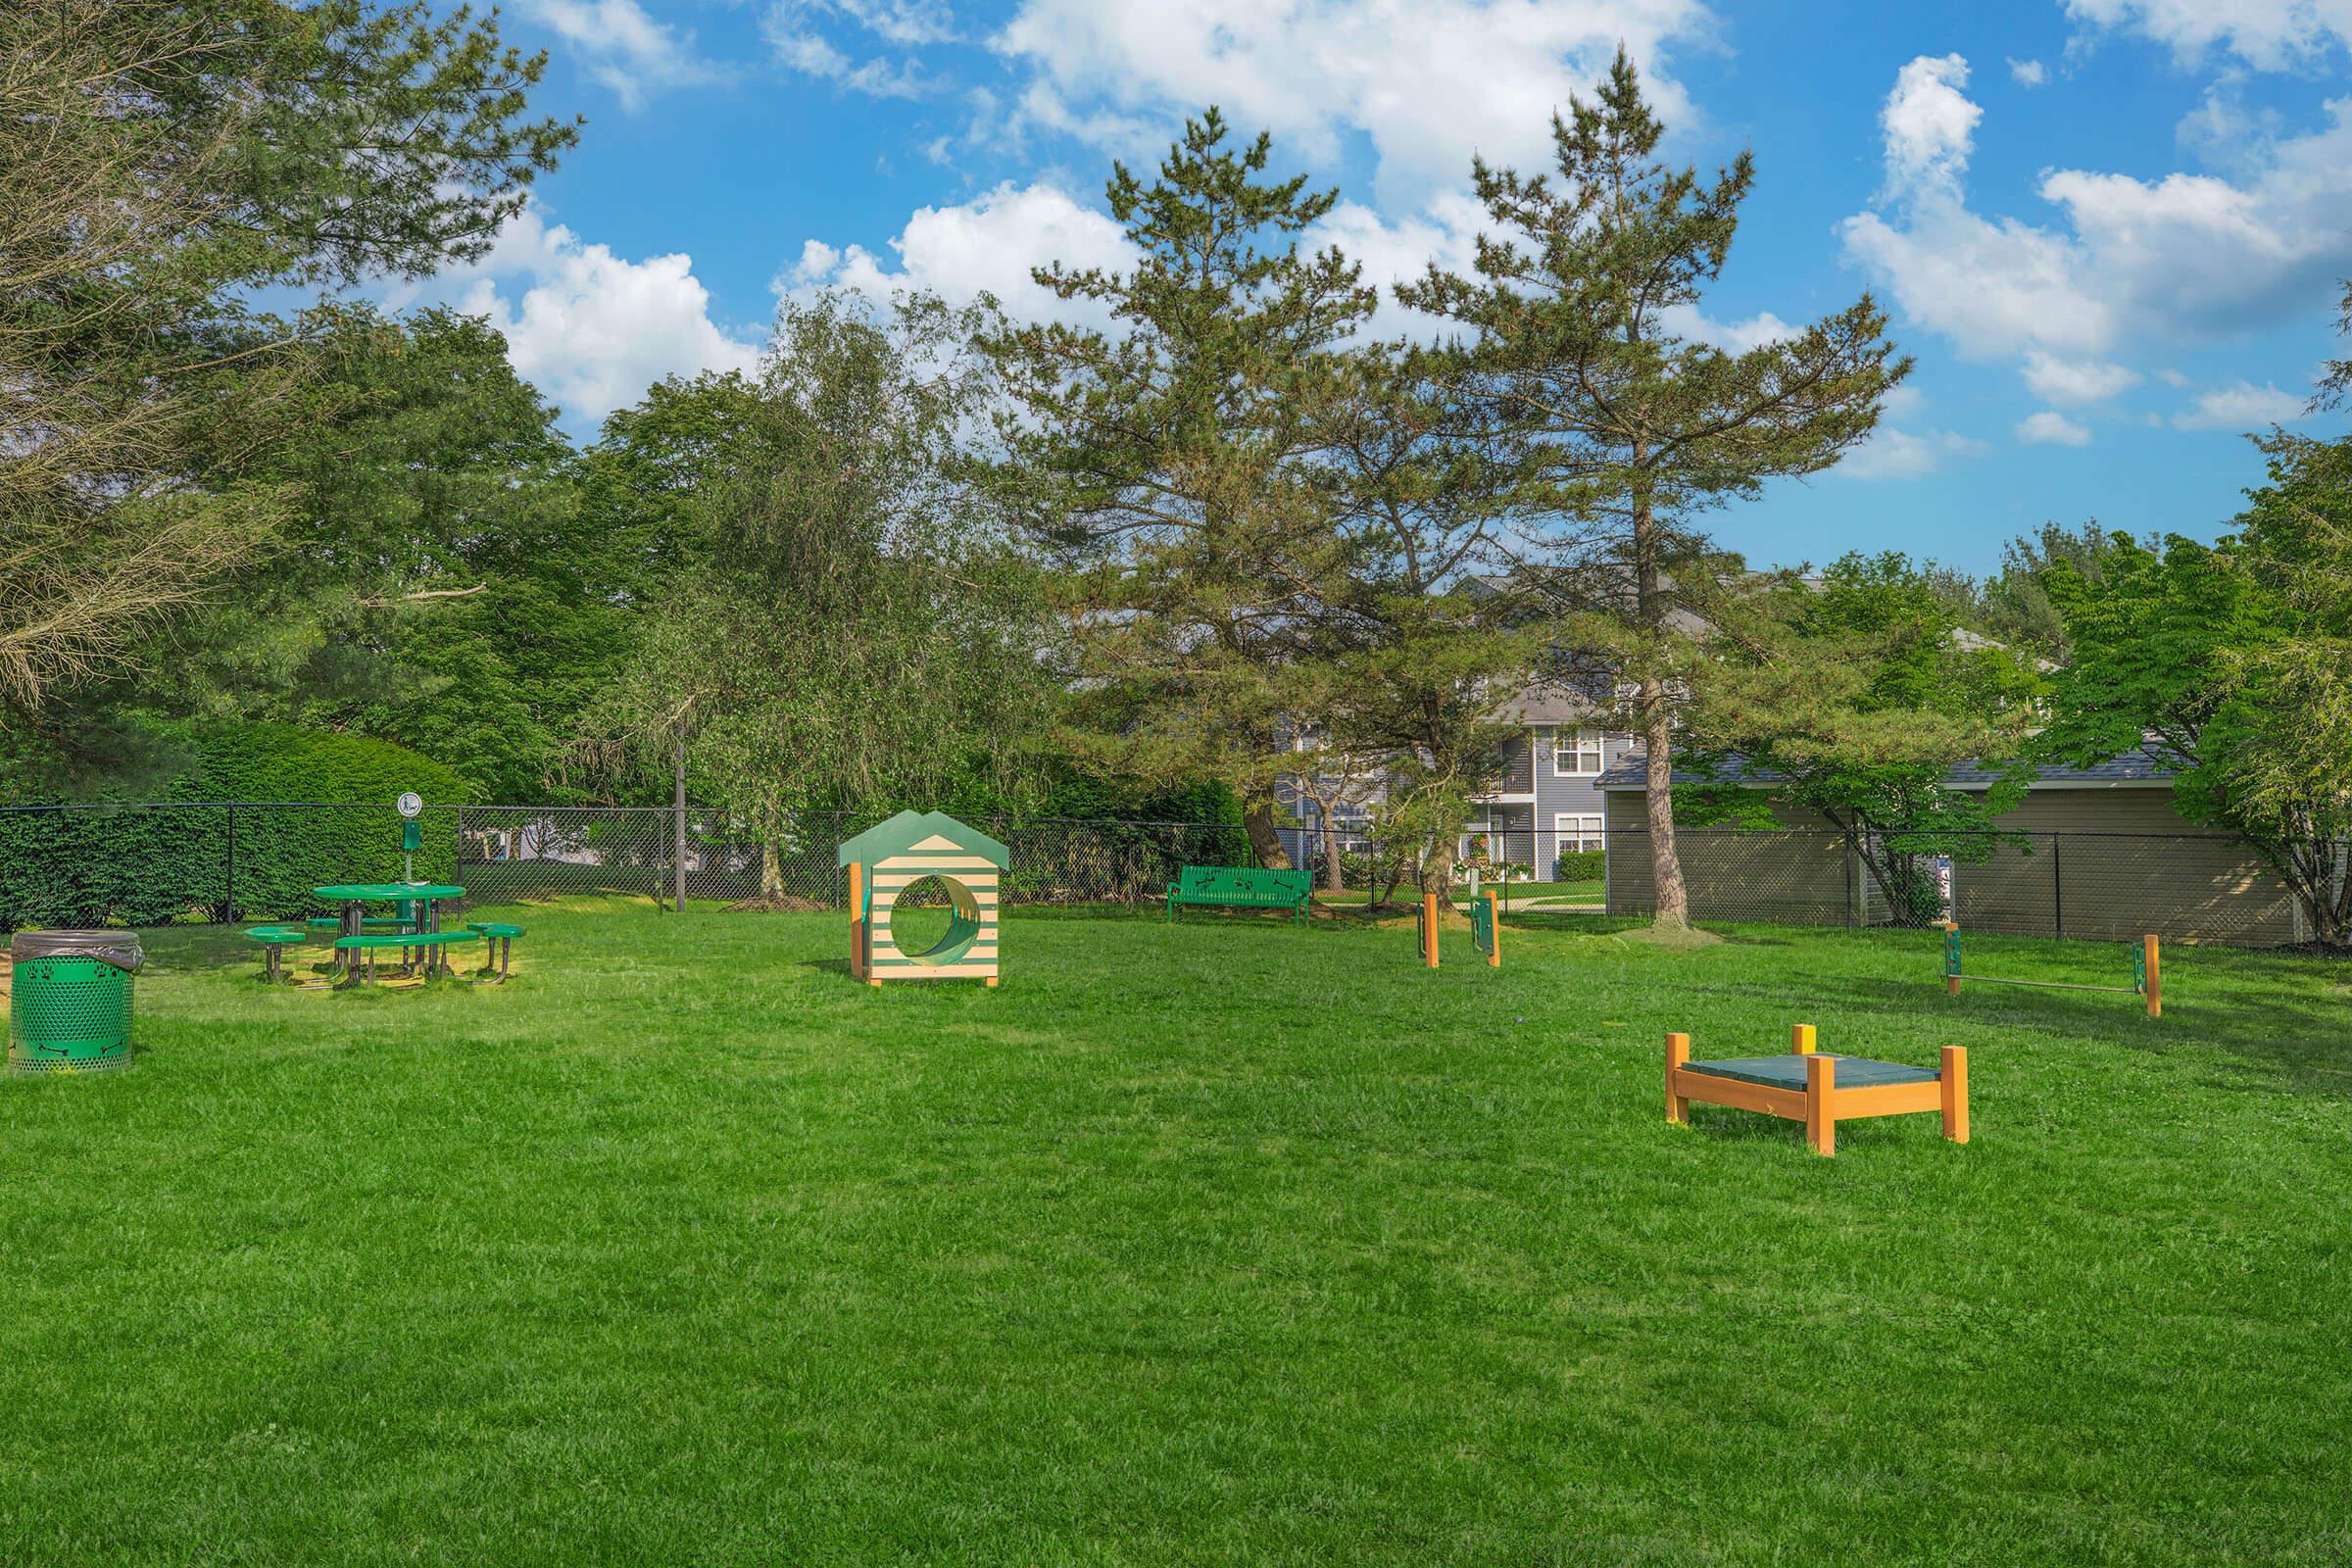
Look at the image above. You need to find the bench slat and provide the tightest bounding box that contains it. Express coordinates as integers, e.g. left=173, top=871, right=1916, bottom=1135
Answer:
left=334, top=931, right=481, bottom=951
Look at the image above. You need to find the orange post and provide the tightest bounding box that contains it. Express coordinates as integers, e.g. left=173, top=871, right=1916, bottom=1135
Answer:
left=1805, top=1052, right=1836, bottom=1157
left=1666, top=1032, right=1690, bottom=1125
left=1940, top=1046, right=1969, bottom=1144
left=1486, top=889, right=1500, bottom=967
left=1791, top=1023, right=1817, bottom=1054
left=849, top=861, right=868, bottom=981
left=2144, top=934, right=2161, bottom=1017
left=1421, top=892, right=1440, bottom=968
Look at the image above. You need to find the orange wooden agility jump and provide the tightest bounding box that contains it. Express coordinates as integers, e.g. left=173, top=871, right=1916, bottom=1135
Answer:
left=1944, top=922, right=2160, bottom=1016
left=1667, top=1024, right=1968, bottom=1157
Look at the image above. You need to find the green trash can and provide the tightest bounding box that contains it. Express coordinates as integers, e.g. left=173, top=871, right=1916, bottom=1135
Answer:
left=9, top=929, right=144, bottom=1076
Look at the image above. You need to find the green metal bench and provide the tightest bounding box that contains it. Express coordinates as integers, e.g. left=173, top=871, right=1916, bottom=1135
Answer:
left=333, top=929, right=479, bottom=985
left=243, top=926, right=310, bottom=984
left=1165, top=865, right=1311, bottom=924
left=465, top=922, right=525, bottom=983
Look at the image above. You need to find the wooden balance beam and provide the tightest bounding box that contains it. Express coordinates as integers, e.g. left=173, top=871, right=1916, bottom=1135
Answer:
left=1667, top=1024, right=1968, bottom=1158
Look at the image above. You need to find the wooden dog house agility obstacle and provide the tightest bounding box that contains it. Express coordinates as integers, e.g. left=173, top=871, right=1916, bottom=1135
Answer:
left=839, top=811, right=1006, bottom=988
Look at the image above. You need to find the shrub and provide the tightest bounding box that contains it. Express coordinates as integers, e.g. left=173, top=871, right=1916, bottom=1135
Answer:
left=1553, top=849, right=1604, bottom=882
left=0, top=723, right=466, bottom=928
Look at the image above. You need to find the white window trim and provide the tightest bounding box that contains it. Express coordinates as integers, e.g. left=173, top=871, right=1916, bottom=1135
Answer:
left=1553, top=811, right=1603, bottom=854
left=1550, top=727, right=1605, bottom=777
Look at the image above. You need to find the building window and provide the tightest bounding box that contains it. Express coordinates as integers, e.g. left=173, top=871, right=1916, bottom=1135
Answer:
left=1551, top=727, right=1604, bottom=776
left=1554, top=812, right=1603, bottom=853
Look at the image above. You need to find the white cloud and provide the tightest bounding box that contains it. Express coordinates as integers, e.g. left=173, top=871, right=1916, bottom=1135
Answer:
left=989, top=0, right=1716, bottom=208
left=2017, top=410, right=2093, bottom=445
left=1879, top=54, right=1981, bottom=198
left=2023, top=352, right=2140, bottom=405
left=1839, top=425, right=1988, bottom=480
left=804, top=0, right=959, bottom=47
left=1663, top=306, right=1798, bottom=353
left=1840, top=55, right=2352, bottom=379
left=2170, top=379, right=2308, bottom=429
left=1301, top=193, right=1494, bottom=340
left=2008, top=56, right=2048, bottom=86
left=767, top=0, right=939, bottom=96
left=527, top=0, right=728, bottom=110
left=406, top=204, right=761, bottom=427
left=2065, top=0, right=2352, bottom=72
left=785, top=181, right=1138, bottom=325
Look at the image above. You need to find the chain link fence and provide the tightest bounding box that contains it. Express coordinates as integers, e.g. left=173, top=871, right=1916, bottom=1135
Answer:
left=1596, top=826, right=2310, bottom=946
left=1280, top=820, right=2314, bottom=946
left=0, top=804, right=2316, bottom=945
left=0, top=802, right=1257, bottom=930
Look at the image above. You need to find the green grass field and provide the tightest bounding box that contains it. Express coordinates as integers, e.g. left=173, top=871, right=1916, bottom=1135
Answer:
left=4, top=905, right=2348, bottom=1564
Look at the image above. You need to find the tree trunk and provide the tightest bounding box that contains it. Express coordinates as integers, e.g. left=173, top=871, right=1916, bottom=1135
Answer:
left=760, top=837, right=785, bottom=901
left=1420, top=832, right=1458, bottom=908
left=1320, top=819, right=1346, bottom=892
left=1642, top=689, right=1690, bottom=930
left=1245, top=800, right=1294, bottom=870
left=2281, top=835, right=2351, bottom=948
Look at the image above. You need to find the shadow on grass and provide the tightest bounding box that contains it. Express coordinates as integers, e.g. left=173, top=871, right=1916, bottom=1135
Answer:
left=1790, top=964, right=2352, bottom=1103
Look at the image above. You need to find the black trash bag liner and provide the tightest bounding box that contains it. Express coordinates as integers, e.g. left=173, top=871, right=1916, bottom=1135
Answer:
left=10, top=929, right=145, bottom=973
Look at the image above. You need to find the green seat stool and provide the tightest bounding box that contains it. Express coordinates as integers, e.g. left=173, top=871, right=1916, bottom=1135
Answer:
left=466, top=922, right=524, bottom=983
left=243, top=926, right=309, bottom=984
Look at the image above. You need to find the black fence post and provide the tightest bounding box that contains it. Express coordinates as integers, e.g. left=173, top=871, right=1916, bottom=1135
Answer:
left=1844, top=830, right=1857, bottom=928
left=2052, top=832, right=2064, bottom=940
left=224, top=803, right=236, bottom=922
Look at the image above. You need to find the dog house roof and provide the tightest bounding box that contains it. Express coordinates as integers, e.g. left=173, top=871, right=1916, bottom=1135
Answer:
left=835, top=810, right=1010, bottom=870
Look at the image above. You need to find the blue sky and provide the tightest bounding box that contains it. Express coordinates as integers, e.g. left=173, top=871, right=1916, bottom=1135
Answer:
left=406, top=0, right=2352, bottom=573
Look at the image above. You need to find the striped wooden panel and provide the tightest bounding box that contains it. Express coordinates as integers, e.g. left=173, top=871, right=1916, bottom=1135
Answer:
left=869, top=911, right=998, bottom=932
left=875, top=856, right=1002, bottom=872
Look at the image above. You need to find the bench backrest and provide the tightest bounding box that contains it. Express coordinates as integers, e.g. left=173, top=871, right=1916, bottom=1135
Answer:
left=1174, top=865, right=1309, bottom=903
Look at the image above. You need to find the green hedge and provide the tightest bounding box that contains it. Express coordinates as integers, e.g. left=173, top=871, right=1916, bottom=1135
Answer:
left=0, top=723, right=466, bottom=929
left=1552, top=849, right=1604, bottom=882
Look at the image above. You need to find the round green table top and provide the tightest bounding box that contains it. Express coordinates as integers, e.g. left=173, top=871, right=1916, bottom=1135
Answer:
left=314, top=883, right=466, bottom=902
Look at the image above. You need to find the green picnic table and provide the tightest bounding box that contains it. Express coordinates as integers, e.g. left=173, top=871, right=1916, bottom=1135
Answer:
left=314, top=883, right=467, bottom=984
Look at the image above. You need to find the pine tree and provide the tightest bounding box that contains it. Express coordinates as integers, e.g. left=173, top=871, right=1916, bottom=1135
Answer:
left=1398, top=50, right=1907, bottom=930
left=989, top=112, right=1375, bottom=868
left=0, top=0, right=572, bottom=731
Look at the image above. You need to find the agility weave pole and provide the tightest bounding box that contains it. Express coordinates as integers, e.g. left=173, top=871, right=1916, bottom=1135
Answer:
left=1944, top=922, right=2160, bottom=1017
left=1472, top=889, right=1499, bottom=968
left=1667, top=1024, right=1968, bottom=1158
left=1416, top=890, right=1501, bottom=970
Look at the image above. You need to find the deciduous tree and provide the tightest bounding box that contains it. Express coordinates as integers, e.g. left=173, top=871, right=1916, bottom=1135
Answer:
left=1686, top=554, right=2040, bottom=925
left=608, top=293, right=1053, bottom=904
